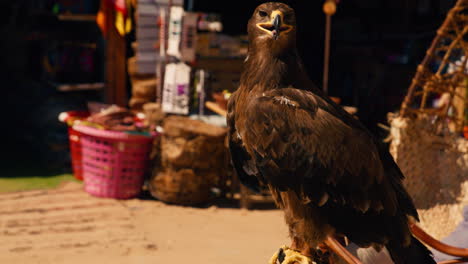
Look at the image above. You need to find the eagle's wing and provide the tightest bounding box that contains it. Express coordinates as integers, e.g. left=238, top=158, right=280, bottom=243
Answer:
left=232, top=87, right=418, bottom=243
left=227, top=91, right=262, bottom=192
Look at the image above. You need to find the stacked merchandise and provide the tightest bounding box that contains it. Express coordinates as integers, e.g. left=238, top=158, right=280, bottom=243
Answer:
left=135, top=0, right=183, bottom=75
left=161, top=6, right=197, bottom=115
left=130, top=0, right=183, bottom=110
left=133, top=1, right=247, bottom=115
left=161, top=62, right=191, bottom=114
left=161, top=9, right=247, bottom=116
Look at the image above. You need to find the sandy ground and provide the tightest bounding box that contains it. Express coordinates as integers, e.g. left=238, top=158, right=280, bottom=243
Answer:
left=0, top=182, right=289, bottom=264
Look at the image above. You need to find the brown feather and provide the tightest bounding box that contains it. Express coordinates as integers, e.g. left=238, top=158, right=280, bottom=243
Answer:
left=227, top=2, right=434, bottom=264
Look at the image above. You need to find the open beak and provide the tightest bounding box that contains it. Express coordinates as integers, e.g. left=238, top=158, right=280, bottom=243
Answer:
left=256, top=10, right=293, bottom=40
left=272, top=14, right=281, bottom=40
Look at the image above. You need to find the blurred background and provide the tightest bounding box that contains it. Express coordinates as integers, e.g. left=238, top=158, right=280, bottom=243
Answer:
left=0, top=1, right=467, bottom=263
left=0, top=0, right=457, bottom=176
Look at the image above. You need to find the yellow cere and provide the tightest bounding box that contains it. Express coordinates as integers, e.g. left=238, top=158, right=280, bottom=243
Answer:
left=256, top=10, right=293, bottom=36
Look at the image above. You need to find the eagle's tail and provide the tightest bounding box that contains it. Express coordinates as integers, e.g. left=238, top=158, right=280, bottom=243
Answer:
left=387, top=236, right=436, bottom=264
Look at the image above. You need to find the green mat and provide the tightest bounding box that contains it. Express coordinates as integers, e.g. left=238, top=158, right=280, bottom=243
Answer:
left=0, top=174, right=78, bottom=193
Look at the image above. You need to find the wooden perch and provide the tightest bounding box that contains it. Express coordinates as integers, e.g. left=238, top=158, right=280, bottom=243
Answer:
left=206, top=101, right=227, bottom=117
left=316, top=222, right=468, bottom=264
left=410, top=221, right=468, bottom=260
left=325, top=236, right=363, bottom=264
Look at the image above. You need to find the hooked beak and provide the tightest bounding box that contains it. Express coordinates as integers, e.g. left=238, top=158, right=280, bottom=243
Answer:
left=256, top=10, right=293, bottom=40
left=272, top=14, right=281, bottom=40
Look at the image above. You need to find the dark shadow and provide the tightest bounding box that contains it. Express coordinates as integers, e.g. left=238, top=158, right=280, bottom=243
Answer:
left=0, top=150, right=73, bottom=178
left=137, top=188, right=278, bottom=210
left=205, top=195, right=278, bottom=211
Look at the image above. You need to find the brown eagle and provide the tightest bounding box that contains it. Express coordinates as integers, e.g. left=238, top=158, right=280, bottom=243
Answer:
left=227, top=2, right=436, bottom=264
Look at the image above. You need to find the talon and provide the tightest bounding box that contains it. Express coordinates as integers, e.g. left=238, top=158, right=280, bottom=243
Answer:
left=269, top=246, right=316, bottom=264
left=277, top=247, right=286, bottom=264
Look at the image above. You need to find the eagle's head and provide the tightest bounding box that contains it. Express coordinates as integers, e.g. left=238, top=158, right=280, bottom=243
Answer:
left=247, top=2, right=296, bottom=56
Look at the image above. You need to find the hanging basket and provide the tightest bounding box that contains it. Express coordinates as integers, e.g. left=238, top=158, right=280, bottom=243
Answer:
left=389, top=0, right=468, bottom=239
left=389, top=117, right=468, bottom=241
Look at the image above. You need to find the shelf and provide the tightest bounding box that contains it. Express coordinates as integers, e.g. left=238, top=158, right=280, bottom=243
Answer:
left=57, top=14, right=96, bottom=22
left=52, top=82, right=105, bottom=92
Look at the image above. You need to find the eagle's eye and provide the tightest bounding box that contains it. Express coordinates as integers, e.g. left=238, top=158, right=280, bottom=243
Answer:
left=258, top=10, right=268, bottom=18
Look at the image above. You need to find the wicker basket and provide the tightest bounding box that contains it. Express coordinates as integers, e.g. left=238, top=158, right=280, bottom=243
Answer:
left=388, top=0, right=468, bottom=239
left=73, top=124, right=155, bottom=199
left=149, top=116, right=228, bottom=205
left=151, top=168, right=218, bottom=205
left=389, top=116, right=468, bottom=239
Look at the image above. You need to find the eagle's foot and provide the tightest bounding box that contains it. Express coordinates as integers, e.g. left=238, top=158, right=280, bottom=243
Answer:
left=268, top=246, right=316, bottom=264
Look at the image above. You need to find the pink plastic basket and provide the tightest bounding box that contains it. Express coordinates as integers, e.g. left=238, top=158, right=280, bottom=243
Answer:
left=59, top=111, right=90, bottom=181
left=73, top=124, right=155, bottom=199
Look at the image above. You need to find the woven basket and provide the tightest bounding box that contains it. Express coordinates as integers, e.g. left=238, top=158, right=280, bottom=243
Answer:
left=149, top=116, right=227, bottom=205
left=389, top=115, right=468, bottom=239
left=389, top=0, right=468, bottom=239
left=151, top=168, right=217, bottom=205
left=74, top=124, right=155, bottom=199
